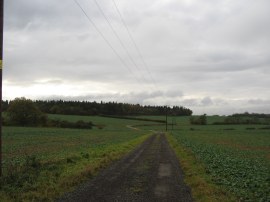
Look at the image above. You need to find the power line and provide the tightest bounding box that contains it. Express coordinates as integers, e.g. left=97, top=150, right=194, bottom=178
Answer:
left=111, top=0, right=173, bottom=110
left=73, top=0, right=140, bottom=83
left=92, top=0, right=150, bottom=85
left=112, top=0, right=158, bottom=88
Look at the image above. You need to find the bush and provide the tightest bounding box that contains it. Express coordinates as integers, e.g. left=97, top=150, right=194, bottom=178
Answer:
left=47, top=119, right=93, bottom=129
left=190, top=114, right=207, bottom=125
left=6, top=97, right=47, bottom=126
left=75, top=120, right=93, bottom=129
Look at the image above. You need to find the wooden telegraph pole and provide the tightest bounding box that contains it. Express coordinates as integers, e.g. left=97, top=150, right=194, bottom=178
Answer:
left=165, top=106, right=168, bottom=131
left=0, top=0, right=4, bottom=176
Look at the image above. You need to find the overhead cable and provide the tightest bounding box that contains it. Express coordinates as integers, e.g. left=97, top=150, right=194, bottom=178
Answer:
left=93, top=0, right=149, bottom=85
left=112, top=0, right=158, bottom=88
left=73, top=0, right=140, bottom=83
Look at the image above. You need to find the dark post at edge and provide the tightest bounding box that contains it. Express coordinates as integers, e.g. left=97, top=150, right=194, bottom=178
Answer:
left=166, top=106, right=168, bottom=131
left=0, top=0, right=4, bottom=176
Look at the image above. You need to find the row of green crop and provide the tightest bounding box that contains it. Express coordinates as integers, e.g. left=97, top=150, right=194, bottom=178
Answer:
left=172, top=131, right=270, bottom=202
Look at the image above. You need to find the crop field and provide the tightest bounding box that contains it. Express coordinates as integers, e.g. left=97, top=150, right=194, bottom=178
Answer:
left=48, top=114, right=160, bottom=130
left=3, top=127, right=147, bottom=166
left=1, top=115, right=151, bottom=201
left=1, top=114, right=269, bottom=201
left=171, top=125, right=270, bottom=201
left=138, top=115, right=270, bottom=201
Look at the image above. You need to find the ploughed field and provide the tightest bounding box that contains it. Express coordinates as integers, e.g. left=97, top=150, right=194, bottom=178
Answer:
left=1, top=114, right=269, bottom=201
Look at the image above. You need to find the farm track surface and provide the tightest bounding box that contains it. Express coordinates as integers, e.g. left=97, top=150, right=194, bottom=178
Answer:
left=58, top=133, right=193, bottom=202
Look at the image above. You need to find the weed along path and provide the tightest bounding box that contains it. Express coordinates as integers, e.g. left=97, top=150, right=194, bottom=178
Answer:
left=59, top=133, right=193, bottom=202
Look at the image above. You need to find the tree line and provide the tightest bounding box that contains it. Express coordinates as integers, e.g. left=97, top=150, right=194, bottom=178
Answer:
left=2, top=98, right=192, bottom=127
left=2, top=99, right=193, bottom=116
left=3, top=98, right=93, bottom=128
left=231, top=112, right=270, bottom=118
left=213, top=112, right=270, bottom=125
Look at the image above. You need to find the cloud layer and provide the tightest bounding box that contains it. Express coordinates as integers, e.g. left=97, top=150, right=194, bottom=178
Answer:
left=3, top=0, right=270, bottom=114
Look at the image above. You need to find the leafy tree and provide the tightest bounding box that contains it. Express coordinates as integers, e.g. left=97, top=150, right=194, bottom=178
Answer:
left=7, top=97, right=47, bottom=126
left=1, top=100, right=9, bottom=112
left=199, top=114, right=207, bottom=125
left=190, top=114, right=207, bottom=125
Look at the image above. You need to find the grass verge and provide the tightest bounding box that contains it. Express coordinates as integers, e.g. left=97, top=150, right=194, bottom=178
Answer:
left=166, top=133, right=237, bottom=202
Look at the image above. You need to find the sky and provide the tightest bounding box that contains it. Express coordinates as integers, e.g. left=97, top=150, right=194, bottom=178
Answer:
left=3, top=0, right=270, bottom=115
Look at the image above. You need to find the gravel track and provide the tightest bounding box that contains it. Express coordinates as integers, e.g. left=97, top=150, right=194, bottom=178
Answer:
left=58, top=133, right=193, bottom=202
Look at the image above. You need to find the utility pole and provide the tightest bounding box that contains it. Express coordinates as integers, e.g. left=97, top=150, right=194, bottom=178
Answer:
left=0, top=0, right=3, bottom=177
left=165, top=106, right=168, bottom=131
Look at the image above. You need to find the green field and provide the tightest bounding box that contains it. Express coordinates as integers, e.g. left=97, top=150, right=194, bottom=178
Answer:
left=138, top=115, right=269, bottom=201
left=3, top=127, right=147, bottom=167
left=170, top=124, right=270, bottom=201
left=48, top=114, right=162, bottom=130
left=1, top=115, right=151, bottom=201
left=47, top=114, right=270, bottom=201
left=1, top=114, right=269, bottom=201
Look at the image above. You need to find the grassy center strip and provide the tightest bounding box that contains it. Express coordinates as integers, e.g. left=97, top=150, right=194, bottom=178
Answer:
left=166, top=133, right=237, bottom=202
left=0, top=133, right=150, bottom=201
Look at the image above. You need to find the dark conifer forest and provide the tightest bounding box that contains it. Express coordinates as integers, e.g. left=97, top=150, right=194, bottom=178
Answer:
left=2, top=99, right=193, bottom=116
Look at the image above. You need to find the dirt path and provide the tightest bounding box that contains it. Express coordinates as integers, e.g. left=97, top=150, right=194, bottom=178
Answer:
left=126, top=125, right=141, bottom=130
left=59, top=133, right=193, bottom=202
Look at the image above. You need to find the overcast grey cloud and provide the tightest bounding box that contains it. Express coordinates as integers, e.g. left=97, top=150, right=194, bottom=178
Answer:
left=3, top=0, right=270, bottom=115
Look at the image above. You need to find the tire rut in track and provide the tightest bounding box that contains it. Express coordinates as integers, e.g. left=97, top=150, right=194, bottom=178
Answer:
left=58, top=133, right=193, bottom=202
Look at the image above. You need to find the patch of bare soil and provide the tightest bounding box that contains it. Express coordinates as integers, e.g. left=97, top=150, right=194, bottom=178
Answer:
left=58, top=133, right=193, bottom=202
